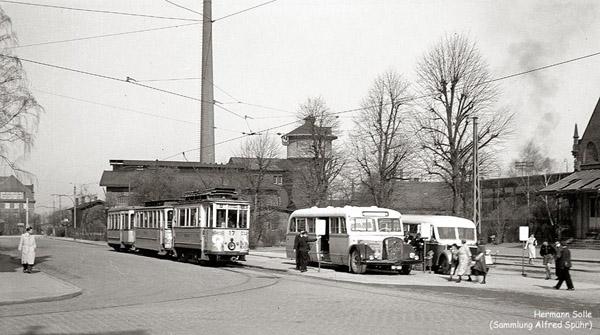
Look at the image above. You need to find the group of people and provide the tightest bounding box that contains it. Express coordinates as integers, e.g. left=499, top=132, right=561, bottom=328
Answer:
left=525, top=234, right=574, bottom=290
left=448, top=239, right=488, bottom=284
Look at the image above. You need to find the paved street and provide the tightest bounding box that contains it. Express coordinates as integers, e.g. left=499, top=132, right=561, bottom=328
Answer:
left=1, top=238, right=599, bottom=335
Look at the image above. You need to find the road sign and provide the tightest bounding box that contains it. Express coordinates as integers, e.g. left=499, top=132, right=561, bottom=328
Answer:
left=519, top=226, right=529, bottom=242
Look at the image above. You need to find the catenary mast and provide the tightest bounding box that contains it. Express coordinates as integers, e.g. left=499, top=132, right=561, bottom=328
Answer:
left=200, top=0, right=215, bottom=163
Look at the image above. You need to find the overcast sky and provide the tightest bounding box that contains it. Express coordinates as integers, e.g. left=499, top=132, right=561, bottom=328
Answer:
left=0, top=0, right=599, bottom=212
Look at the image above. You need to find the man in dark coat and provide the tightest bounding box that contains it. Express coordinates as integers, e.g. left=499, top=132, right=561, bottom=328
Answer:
left=554, top=241, right=574, bottom=290
left=293, top=233, right=301, bottom=270
left=539, top=241, right=555, bottom=280
left=294, top=231, right=316, bottom=272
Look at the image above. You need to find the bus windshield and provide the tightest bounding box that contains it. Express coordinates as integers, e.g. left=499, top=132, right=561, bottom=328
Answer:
left=378, top=218, right=402, bottom=232
left=350, top=217, right=376, bottom=232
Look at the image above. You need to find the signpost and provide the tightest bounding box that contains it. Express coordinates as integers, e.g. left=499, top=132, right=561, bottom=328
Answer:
left=315, top=219, right=326, bottom=272
left=519, top=226, right=529, bottom=277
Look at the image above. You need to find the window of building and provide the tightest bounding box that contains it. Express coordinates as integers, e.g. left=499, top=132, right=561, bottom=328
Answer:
left=4, top=203, right=9, bottom=209
left=591, top=198, right=599, bottom=218
left=273, top=175, right=283, bottom=185
left=585, top=142, right=599, bottom=163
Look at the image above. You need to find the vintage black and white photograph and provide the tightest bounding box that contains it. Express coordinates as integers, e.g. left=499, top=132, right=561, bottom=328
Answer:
left=0, top=1, right=599, bottom=334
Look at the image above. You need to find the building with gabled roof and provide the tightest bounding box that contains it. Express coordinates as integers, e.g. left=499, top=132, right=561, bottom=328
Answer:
left=541, top=97, right=600, bottom=240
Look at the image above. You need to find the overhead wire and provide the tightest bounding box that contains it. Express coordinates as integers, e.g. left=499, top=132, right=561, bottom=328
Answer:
left=213, top=0, right=278, bottom=22
left=163, top=0, right=202, bottom=16
left=0, top=0, right=202, bottom=21
left=0, top=53, right=248, bottom=120
left=8, top=22, right=200, bottom=50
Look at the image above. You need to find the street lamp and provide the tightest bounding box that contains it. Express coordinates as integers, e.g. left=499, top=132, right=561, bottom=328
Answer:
left=514, top=161, right=534, bottom=229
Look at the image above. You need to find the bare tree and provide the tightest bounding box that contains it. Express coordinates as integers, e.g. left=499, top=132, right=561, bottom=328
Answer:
left=351, top=71, right=415, bottom=207
left=294, top=97, right=345, bottom=207
left=0, top=8, right=42, bottom=173
left=236, top=132, right=282, bottom=245
left=415, top=34, right=512, bottom=215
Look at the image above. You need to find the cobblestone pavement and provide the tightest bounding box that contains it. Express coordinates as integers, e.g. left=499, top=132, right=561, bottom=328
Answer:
left=1, top=239, right=598, bottom=335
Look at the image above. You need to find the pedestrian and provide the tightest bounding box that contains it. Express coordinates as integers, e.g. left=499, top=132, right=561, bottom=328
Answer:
left=448, top=243, right=459, bottom=281
left=524, top=234, right=537, bottom=264
left=539, top=241, right=555, bottom=280
left=554, top=240, right=574, bottom=290
left=470, top=241, right=487, bottom=284
left=425, top=249, right=434, bottom=273
left=455, top=239, right=472, bottom=283
left=294, top=231, right=316, bottom=272
left=292, top=232, right=301, bottom=270
left=18, top=226, right=36, bottom=273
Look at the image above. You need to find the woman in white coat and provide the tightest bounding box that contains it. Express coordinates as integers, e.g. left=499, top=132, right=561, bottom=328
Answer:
left=18, top=226, right=36, bottom=273
left=524, top=234, right=537, bottom=264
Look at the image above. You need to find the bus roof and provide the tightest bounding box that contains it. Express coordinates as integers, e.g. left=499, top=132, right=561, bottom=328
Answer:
left=401, top=215, right=475, bottom=228
left=290, top=206, right=401, bottom=218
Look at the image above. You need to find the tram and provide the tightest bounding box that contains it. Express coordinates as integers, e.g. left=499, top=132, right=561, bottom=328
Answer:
left=107, top=206, right=136, bottom=251
left=173, top=188, right=250, bottom=263
left=133, top=200, right=176, bottom=255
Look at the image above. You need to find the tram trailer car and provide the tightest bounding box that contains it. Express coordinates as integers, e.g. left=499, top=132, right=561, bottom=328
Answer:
left=133, top=200, right=177, bottom=256
left=172, top=188, right=250, bottom=263
left=107, top=207, right=136, bottom=251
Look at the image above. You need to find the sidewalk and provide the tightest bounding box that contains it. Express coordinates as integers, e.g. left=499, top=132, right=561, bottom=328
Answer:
left=0, top=241, right=81, bottom=306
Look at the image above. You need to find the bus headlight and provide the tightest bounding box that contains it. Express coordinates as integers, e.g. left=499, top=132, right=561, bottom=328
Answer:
left=409, top=252, right=416, bottom=259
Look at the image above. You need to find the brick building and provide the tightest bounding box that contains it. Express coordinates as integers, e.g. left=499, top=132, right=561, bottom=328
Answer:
left=0, top=175, right=35, bottom=235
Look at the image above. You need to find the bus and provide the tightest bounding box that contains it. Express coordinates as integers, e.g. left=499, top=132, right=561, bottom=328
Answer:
left=401, top=215, right=484, bottom=274
left=172, top=188, right=250, bottom=263
left=285, top=206, right=420, bottom=274
left=107, top=207, right=136, bottom=251
left=133, top=200, right=176, bottom=255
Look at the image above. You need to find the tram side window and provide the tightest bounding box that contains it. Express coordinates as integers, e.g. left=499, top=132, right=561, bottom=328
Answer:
left=207, top=206, right=213, bottom=227
left=216, top=209, right=226, bottom=228
left=190, top=208, right=197, bottom=227
left=179, top=209, right=185, bottom=227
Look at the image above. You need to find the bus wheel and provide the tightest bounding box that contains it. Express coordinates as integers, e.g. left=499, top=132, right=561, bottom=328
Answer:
left=399, top=265, right=412, bottom=275
left=112, top=245, right=120, bottom=252
left=438, top=257, right=450, bottom=275
left=350, top=250, right=366, bottom=274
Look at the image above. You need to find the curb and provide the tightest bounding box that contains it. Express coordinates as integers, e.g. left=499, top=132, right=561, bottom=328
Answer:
left=0, top=272, right=83, bottom=306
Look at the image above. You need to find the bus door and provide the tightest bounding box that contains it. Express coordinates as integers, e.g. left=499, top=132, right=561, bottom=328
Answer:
left=316, top=218, right=330, bottom=261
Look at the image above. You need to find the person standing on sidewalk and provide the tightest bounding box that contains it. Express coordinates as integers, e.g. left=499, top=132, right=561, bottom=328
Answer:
left=539, top=241, right=555, bottom=280
left=18, top=227, right=36, bottom=273
left=455, top=239, right=472, bottom=283
left=292, top=232, right=301, bottom=270
left=524, top=234, right=537, bottom=264
left=554, top=241, right=574, bottom=290
left=295, top=231, right=316, bottom=272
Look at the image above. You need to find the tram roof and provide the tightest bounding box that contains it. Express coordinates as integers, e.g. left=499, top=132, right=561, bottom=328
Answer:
left=401, top=214, right=475, bottom=228
left=290, top=206, right=401, bottom=218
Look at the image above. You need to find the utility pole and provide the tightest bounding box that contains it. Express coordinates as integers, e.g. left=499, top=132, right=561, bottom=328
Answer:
left=472, top=117, right=481, bottom=235
left=515, top=161, right=534, bottom=230
left=200, top=0, right=215, bottom=163
left=73, top=185, right=77, bottom=231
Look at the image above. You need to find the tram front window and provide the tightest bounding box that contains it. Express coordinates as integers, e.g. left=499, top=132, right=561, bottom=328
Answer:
left=216, top=209, right=226, bottom=228
left=227, top=209, right=238, bottom=228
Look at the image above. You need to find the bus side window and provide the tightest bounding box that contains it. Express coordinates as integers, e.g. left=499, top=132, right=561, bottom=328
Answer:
left=296, top=218, right=306, bottom=232
left=330, top=217, right=340, bottom=234
left=289, top=219, right=296, bottom=232
left=340, top=218, right=347, bottom=234
left=307, top=218, right=315, bottom=233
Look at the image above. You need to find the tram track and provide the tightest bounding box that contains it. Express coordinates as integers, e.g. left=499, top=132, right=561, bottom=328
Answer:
left=0, top=267, right=281, bottom=319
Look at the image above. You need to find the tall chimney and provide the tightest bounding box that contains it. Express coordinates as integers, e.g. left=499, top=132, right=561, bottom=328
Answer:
left=200, top=0, right=215, bottom=163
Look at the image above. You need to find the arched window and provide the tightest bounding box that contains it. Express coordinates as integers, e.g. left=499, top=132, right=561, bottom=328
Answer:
left=585, top=141, right=599, bottom=163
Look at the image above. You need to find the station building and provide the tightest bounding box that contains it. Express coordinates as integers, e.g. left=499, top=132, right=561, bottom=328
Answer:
left=542, top=97, right=600, bottom=242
